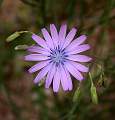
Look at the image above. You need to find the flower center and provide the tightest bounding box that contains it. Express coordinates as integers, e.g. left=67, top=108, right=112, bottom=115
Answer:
left=49, top=47, right=67, bottom=65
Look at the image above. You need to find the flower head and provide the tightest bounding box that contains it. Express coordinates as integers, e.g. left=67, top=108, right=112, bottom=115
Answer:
left=25, top=24, right=92, bottom=92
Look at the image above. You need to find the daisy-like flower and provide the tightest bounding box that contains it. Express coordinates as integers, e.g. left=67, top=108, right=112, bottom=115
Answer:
left=25, top=24, right=92, bottom=92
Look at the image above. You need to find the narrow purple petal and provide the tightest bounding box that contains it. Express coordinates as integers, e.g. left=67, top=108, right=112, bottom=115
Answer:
left=45, top=64, right=56, bottom=88
left=64, top=68, right=73, bottom=90
left=60, top=64, right=69, bottom=91
left=32, top=34, right=49, bottom=50
left=33, top=63, right=52, bottom=84
left=67, top=55, right=92, bottom=62
left=25, top=54, right=48, bottom=61
left=50, top=24, right=59, bottom=47
left=64, top=62, right=83, bottom=81
left=28, top=46, right=43, bottom=52
left=53, top=67, right=61, bottom=92
left=59, top=24, right=67, bottom=47
left=41, top=28, right=54, bottom=49
left=62, top=28, right=77, bottom=49
left=28, top=46, right=50, bottom=55
left=68, top=60, right=89, bottom=72
left=66, top=44, right=90, bottom=55
left=66, top=35, right=87, bottom=50
left=28, top=60, right=50, bottom=73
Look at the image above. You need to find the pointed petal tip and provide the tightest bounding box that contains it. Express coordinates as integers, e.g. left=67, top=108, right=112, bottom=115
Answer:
left=33, top=79, right=38, bottom=84
left=64, top=88, right=69, bottom=91
left=78, top=35, right=87, bottom=42
left=31, top=34, right=39, bottom=42
left=45, top=80, right=51, bottom=89
left=79, top=77, right=85, bottom=82
left=28, top=69, right=33, bottom=73
left=53, top=89, right=59, bottom=93
left=41, top=28, right=46, bottom=33
left=68, top=83, right=73, bottom=91
left=86, top=44, right=91, bottom=51
left=32, top=34, right=36, bottom=39
left=50, top=24, right=57, bottom=31
left=82, top=35, right=87, bottom=40
left=69, top=87, right=73, bottom=91
left=63, top=87, right=73, bottom=92
left=24, top=56, right=28, bottom=61
left=50, top=24, right=58, bottom=31
left=27, top=47, right=31, bottom=52
left=78, top=77, right=83, bottom=81
left=50, top=24, right=55, bottom=27
left=67, top=27, right=77, bottom=35
left=89, top=57, right=92, bottom=61
left=85, top=67, right=89, bottom=73
left=45, top=84, right=49, bottom=89
left=62, top=86, right=68, bottom=91
left=31, top=34, right=41, bottom=41
left=72, top=27, right=77, bottom=32
left=60, top=23, right=67, bottom=28
left=78, top=77, right=84, bottom=81
left=83, top=44, right=91, bottom=50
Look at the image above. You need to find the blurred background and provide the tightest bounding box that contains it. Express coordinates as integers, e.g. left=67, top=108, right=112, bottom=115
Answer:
left=0, top=0, right=115, bottom=120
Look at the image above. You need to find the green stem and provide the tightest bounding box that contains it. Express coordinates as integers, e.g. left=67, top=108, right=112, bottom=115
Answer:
left=89, top=72, right=93, bottom=86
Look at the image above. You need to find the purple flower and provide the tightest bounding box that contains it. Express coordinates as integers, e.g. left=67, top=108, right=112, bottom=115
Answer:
left=25, top=24, right=92, bottom=92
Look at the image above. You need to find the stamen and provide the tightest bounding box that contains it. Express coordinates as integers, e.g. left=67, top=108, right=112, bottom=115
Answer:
left=49, top=46, right=67, bottom=65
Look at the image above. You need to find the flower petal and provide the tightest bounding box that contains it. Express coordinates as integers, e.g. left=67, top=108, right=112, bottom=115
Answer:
left=59, top=24, right=67, bottom=47
left=60, top=64, right=69, bottom=91
left=45, top=64, right=56, bottom=88
left=32, top=34, right=49, bottom=50
left=66, top=44, right=90, bottom=55
left=64, top=62, right=83, bottom=81
left=64, top=68, right=73, bottom=90
left=62, top=28, right=77, bottom=49
left=28, top=46, right=50, bottom=55
left=28, top=60, right=50, bottom=73
left=67, top=55, right=92, bottom=62
left=68, top=60, right=89, bottom=72
left=50, top=24, right=59, bottom=47
left=41, top=28, right=54, bottom=49
left=53, top=66, right=61, bottom=92
left=33, top=63, right=52, bottom=84
left=25, top=54, right=48, bottom=61
left=66, top=35, right=87, bottom=50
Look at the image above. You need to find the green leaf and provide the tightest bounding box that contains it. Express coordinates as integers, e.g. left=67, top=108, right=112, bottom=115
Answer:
left=6, top=32, right=20, bottom=42
left=38, top=79, right=45, bottom=87
left=91, top=84, right=98, bottom=104
left=73, top=86, right=81, bottom=102
left=38, top=81, right=44, bottom=87
left=89, top=72, right=98, bottom=104
left=14, top=45, right=29, bottom=50
left=6, top=31, right=33, bottom=42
